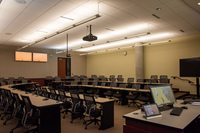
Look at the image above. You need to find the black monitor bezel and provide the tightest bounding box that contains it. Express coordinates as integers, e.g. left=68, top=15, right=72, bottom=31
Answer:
left=149, top=85, right=176, bottom=106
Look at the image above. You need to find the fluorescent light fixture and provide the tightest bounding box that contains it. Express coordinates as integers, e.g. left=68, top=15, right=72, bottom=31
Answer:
left=98, top=24, right=148, bottom=39
left=142, top=40, right=171, bottom=46
left=76, top=33, right=170, bottom=52
left=17, top=14, right=101, bottom=51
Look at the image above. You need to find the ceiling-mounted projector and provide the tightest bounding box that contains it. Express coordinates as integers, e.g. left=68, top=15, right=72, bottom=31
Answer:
left=83, top=25, right=97, bottom=41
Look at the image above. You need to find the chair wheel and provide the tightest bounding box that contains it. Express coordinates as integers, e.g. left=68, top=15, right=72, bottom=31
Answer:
left=71, top=121, right=73, bottom=123
left=85, top=127, right=87, bottom=129
left=3, top=122, right=6, bottom=125
left=83, top=121, right=86, bottom=124
left=10, top=131, right=13, bottom=133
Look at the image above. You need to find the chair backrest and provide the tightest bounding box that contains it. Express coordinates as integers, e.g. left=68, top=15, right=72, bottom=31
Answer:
left=99, top=75, right=104, bottom=79
left=143, top=85, right=150, bottom=90
left=159, top=75, right=169, bottom=83
left=110, top=78, right=116, bottom=82
left=83, top=94, right=96, bottom=115
left=58, top=90, right=66, bottom=102
left=8, top=80, right=14, bottom=85
left=73, top=75, right=79, bottom=79
left=74, top=78, right=80, bottom=82
left=91, top=75, right=97, bottom=78
left=42, top=87, right=48, bottom=98
left=55, top=76, right=61, bottom=81
left=118, top=84, right=126, bottom=88
left=101, top=82, right=106, bottom=86
left=93, top=78, right=99, bottom=82
left=110, top=75, right=115, bottom=78
left=101, top=77, right=107, bottom=81
left=70, top=93, right=81, bottom=112
left=0, top=81, right=6, bottom=86
left=110, top=82, right=117, bottom=87
left=21, top=95, right=33, bottom=117
left=46, top=76, right=52, bottom=79
left=82, top=78, right=89, bottom=82
left=117, top=75, right=123, bottom=78
left=132, top=84, right=141, bottom=89
left=22, top=79, right=28, bottom=83
left=80, top=75, right=85, bottom=79
left=18, top=77, right=24, bottom=81
left=49, top=88, right=57, bottom=99
left=65, top=76, right=71, bottom=79
left=127, top=78, right=134, bottom=83
left=117, top=78, right=124, bottom=82
left=8, top=77, right=15, bottom=81
left=160, top=75, right=168, bottom=79
left=82, top=81, right=88, bottom=85
left=12, top=93, right=22, bottom=118
left=151, top=75, right=158, bottom=79
left=0, top=77, right=5, bottom=82
left=21, top=95, right=35, bottom=127
left=71, top=81, right=78, bottom=85
left=92, top=81, right=98, bottom=86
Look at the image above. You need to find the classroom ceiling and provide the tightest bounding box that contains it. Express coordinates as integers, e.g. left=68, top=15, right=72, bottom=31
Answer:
left=0, top=0, right=200, bottom=53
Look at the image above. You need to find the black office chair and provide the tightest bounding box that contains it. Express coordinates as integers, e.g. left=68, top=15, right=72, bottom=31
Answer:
left=33, top=83, right=43, bottom=96
left=0, top=90, right=14, bottom=122
left=83, top=94, right=101, bottom=130
left=113, top=84, right=127, bottom=105
left=58, top=90, right=72, bottom=118
left=160, top=75, right=170, bottom=83
left=8, top=77, right=15, bottom=84
left=2, top=90, right=14, bottom=125
left=103, top=82, right=117, bottom=99
left=10, top=93, right=24, bottom=133
left=127, top=78, right=134, bottom=87
left=137, top=85, right=152, bottom=107
left=41, top=87, right=49, bottom=98
left=21, top=95, right=39, bottom=133
left=126, top=84, right=141, bottom=107
left=69, top=82, right=78, bottom=93
left=0, top=81, right=6, bottom=86
left=77, top=81, right=88, bottom=94
left=70, top=93, right=85, bottom=123
left=150, top=75, right=158, bottom=83
left=49, top=88, right=58, bottom=100
left=86, top=81, right=98, bottom=95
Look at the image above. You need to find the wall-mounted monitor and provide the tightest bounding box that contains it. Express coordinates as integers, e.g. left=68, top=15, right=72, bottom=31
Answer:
left=33, top=53, right=47, bottom=62
left=15, top=51, right=32, bottom=61
left=180, top=57, right=200, bottom=77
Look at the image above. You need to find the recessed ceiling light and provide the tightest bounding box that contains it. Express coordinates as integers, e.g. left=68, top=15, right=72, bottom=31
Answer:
left=15, top=0, right=26, bottom=4
left=198, top=2, right=200, bottom=5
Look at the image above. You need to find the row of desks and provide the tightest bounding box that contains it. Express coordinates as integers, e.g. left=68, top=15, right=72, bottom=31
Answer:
left=0, top=83, right=115, bottom=132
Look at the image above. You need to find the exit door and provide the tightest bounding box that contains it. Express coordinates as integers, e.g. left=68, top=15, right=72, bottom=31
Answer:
left=58, top=57, right=71, bottom=78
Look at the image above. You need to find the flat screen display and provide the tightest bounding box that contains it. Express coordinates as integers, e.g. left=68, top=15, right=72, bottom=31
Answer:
left=33, top=53, right=47, bottom=62
left=143, top=104, right=161, bottom=117
left=15, top=51, right=32, bottom=61
left=150, top=85, right=176, bottom=106
left=180, top=57, right=200, bottom=77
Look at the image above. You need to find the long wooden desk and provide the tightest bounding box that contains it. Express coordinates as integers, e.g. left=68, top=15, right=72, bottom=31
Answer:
left=45, top=87, right=115, bottom=130
left=123, top=100, right=200, bottom=133
left=0, top=84, right=63, bottom=133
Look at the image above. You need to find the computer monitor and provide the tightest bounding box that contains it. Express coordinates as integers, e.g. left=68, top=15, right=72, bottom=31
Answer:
left=150, top=85, right=176, bottom=111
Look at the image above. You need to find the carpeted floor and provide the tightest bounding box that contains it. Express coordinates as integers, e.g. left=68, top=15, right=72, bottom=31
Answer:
left=0, top=102, right=138, bottom=133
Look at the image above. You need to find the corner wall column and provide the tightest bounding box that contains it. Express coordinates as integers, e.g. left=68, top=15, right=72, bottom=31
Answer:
left=135, top=42, right=144, bottom=80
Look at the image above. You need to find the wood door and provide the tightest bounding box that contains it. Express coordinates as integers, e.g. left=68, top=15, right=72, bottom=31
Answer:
left=58, top=57, right=71, bottom=78
left=58, top=58, right=66, bottom=79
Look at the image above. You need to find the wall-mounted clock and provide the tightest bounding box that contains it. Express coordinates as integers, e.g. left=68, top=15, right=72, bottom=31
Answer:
left=123, top=51, right=127, bottom=56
